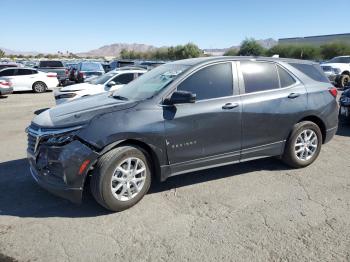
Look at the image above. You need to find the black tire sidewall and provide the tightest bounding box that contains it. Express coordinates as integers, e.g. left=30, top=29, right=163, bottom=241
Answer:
left=283, top=122, right=322, bottom=168
left=99, top=147, right=151, bottom=211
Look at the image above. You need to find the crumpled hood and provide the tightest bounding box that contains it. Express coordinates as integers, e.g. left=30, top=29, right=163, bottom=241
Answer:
left=32, top=93, right=137, bottom=128
left=58, top=83, right=102, bottom=92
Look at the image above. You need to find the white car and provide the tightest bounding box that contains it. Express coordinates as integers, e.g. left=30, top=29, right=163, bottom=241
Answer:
left=0, top=67, right=59, bottom=93
left=54, top=68, right=147, bottom=105
left=321, top=56, right=350, bottom=88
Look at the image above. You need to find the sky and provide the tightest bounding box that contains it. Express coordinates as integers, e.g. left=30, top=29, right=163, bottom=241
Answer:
left=1, top=0, right=350, bottom=53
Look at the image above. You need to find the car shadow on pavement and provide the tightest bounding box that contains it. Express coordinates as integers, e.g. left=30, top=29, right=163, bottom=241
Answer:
left=0, top=157, right=288, bottom=218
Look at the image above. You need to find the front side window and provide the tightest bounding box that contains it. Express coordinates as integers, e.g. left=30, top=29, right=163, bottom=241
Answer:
left=177, top=63, right=233, bottom=100
left=241, top=61, right=280, bottom=93
left=113, top=73, right=134, bottom=85
left=0, top=69, right=16, bottom=77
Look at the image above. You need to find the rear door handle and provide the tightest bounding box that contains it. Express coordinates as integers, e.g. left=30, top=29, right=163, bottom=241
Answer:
left=222, top=103, right=239, bottom=110
left=288, top=93, right=300, bottom=99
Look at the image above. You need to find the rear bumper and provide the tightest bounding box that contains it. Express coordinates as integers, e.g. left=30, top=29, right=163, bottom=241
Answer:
left=324, top=126, right=338, bottom=144
left=0, top=87, right=13, bottom=95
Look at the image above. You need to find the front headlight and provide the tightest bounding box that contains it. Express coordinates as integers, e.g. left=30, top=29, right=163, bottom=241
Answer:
left=333, top=68, right=341, bottom=74
left=44, top=130, right=79, bottom=146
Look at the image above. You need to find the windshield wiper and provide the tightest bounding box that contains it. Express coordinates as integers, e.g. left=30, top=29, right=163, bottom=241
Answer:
left=112, top=94, right=129, bottom=101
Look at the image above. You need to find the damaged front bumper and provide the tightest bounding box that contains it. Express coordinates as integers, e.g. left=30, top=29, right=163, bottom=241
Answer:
left=27, top=140, right=99, bottom=203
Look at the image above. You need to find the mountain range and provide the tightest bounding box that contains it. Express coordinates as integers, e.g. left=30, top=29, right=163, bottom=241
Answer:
left=1, top=38, right=278, bottom=57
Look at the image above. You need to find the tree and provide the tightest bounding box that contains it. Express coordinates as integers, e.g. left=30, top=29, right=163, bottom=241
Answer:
left=0, top=49, right=5, bottom=58
left=320, top=42, right=350, bottom=60
left=223, top=48, right=238, bottom=56
left=238, top=38, right=266, bottom=56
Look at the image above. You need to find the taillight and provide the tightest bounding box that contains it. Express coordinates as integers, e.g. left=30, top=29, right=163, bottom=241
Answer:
left=328, top=87, right=338, bottom=98
left=79, top=72, right=84, bottom=77
left=65, top=69, right=69, bottom=75
left=47, top=73, right=57, bottom=78
left=0, top=81, right=11, bottom=86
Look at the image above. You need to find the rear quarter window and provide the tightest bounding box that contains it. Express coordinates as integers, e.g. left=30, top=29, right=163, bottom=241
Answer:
left=289, top=63, right=329, bottom=83
left=277, top=66, right=296, bottom=88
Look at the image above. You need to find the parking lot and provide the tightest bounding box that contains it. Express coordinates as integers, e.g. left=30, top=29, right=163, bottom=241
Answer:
left=0, top=91, right=349, bottom=262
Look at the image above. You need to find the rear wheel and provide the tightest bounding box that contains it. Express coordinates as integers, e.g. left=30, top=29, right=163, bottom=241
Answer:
left=282, top=121, right=322, bottom=168
left=32, top=81, right=47, bottom=93
left=90, top=146, right=152, bottom=212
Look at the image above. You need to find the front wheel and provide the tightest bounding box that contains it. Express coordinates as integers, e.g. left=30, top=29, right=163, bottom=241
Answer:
left=90, top=146, right=152, bottom=212
left=282, top=121, right=322, bottom=168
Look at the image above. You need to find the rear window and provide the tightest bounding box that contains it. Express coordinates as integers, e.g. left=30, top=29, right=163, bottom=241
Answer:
left=289, top=63, right=329, bottom=83
left=81, top=63, right=102, bottom=71
left=39, top=61, right=64, bottom=68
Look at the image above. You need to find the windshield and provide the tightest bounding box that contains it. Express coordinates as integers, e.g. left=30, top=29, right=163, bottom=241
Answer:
left=81, top=63, right=103, bottom=71
left=327, top=57, right=350, bottom=63
left=112, top=64, right=189, bottom=101
left=90, top=72, right=118, bottom=85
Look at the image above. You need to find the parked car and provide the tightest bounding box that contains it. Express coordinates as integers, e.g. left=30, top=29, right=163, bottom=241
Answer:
left=321, top=56, right=350, bottom=89
left=320, top=65, right=340, bottom=85
left=109, top=60, right=135, bottom=71
left=0, top=67, right=59, bottom=92
left=74, top=62, right=105, bottom=83
left=0, top=63, right=20, bottom=70
left=339, top=88, right=350, bottom=120
left=36, top=60, right=68, bottom=86
left=0, top=78, right=13, bottom=96
left=26, top=57, right=338, bottom=211
left=54, top=68, right=146, bottom=104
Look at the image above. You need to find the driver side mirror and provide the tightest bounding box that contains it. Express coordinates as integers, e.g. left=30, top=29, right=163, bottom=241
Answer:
left=163, top=91, right=196, bottom=105
left=107, top=81, right=116, bottom=87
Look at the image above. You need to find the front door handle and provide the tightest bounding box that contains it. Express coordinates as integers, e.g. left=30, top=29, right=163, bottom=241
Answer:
left=288, top=93, right=300, bottom=99
left=222, top=103, right=239, bottom=110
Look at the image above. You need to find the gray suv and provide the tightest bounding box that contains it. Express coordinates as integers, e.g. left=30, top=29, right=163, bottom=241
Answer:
left=26, top=57, right=338, bottom=211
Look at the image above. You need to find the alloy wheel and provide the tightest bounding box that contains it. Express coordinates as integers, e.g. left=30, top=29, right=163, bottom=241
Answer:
left=110, top=157, right=147, bottom=201
left=294, top=129, right=318, bottom=161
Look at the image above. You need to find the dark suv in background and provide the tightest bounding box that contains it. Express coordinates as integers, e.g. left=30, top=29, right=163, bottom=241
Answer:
left=27, top=57, right=338, bottom=211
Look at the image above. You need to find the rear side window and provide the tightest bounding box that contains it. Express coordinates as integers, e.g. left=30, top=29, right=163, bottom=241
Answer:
left=177, top=63, right=233, bottom=100
left=17, top=69, right=34, bottom=75
left=39, top=61, right=64, bottom=68
left=289, top=63, right=329, bottom=83
left=241, top=61, right=280, bottom=93
left=0, top=69, right=16, bottom=76
left=114, top=73, right=134, bottom=84
left=277, top=66, right=296, bottom=88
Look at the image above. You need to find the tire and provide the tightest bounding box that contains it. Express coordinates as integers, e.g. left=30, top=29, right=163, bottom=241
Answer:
left=32, top=81, right=47, bottom=93
left=282, top=121, right=322, bottom=168
left=90, top=146, right=152, bottom=212
left=338, top=74, right=350, bottom=89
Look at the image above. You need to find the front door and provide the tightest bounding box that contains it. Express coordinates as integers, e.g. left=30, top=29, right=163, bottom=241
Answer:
left=163, top=62, right=242, bottom=174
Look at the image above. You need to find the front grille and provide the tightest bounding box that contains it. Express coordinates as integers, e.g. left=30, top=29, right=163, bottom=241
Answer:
left=27, top=132, right=37, bottom=153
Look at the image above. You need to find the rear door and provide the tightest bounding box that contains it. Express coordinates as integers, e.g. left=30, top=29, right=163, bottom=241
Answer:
left=163, top=62, right=242, bottom=174
left=15, top=69, right=36, bottom=90
left=238, top=60, right=307, bottom=160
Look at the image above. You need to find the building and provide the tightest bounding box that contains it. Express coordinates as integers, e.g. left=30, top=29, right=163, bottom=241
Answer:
left=279, top=33, right=350, bottom=46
